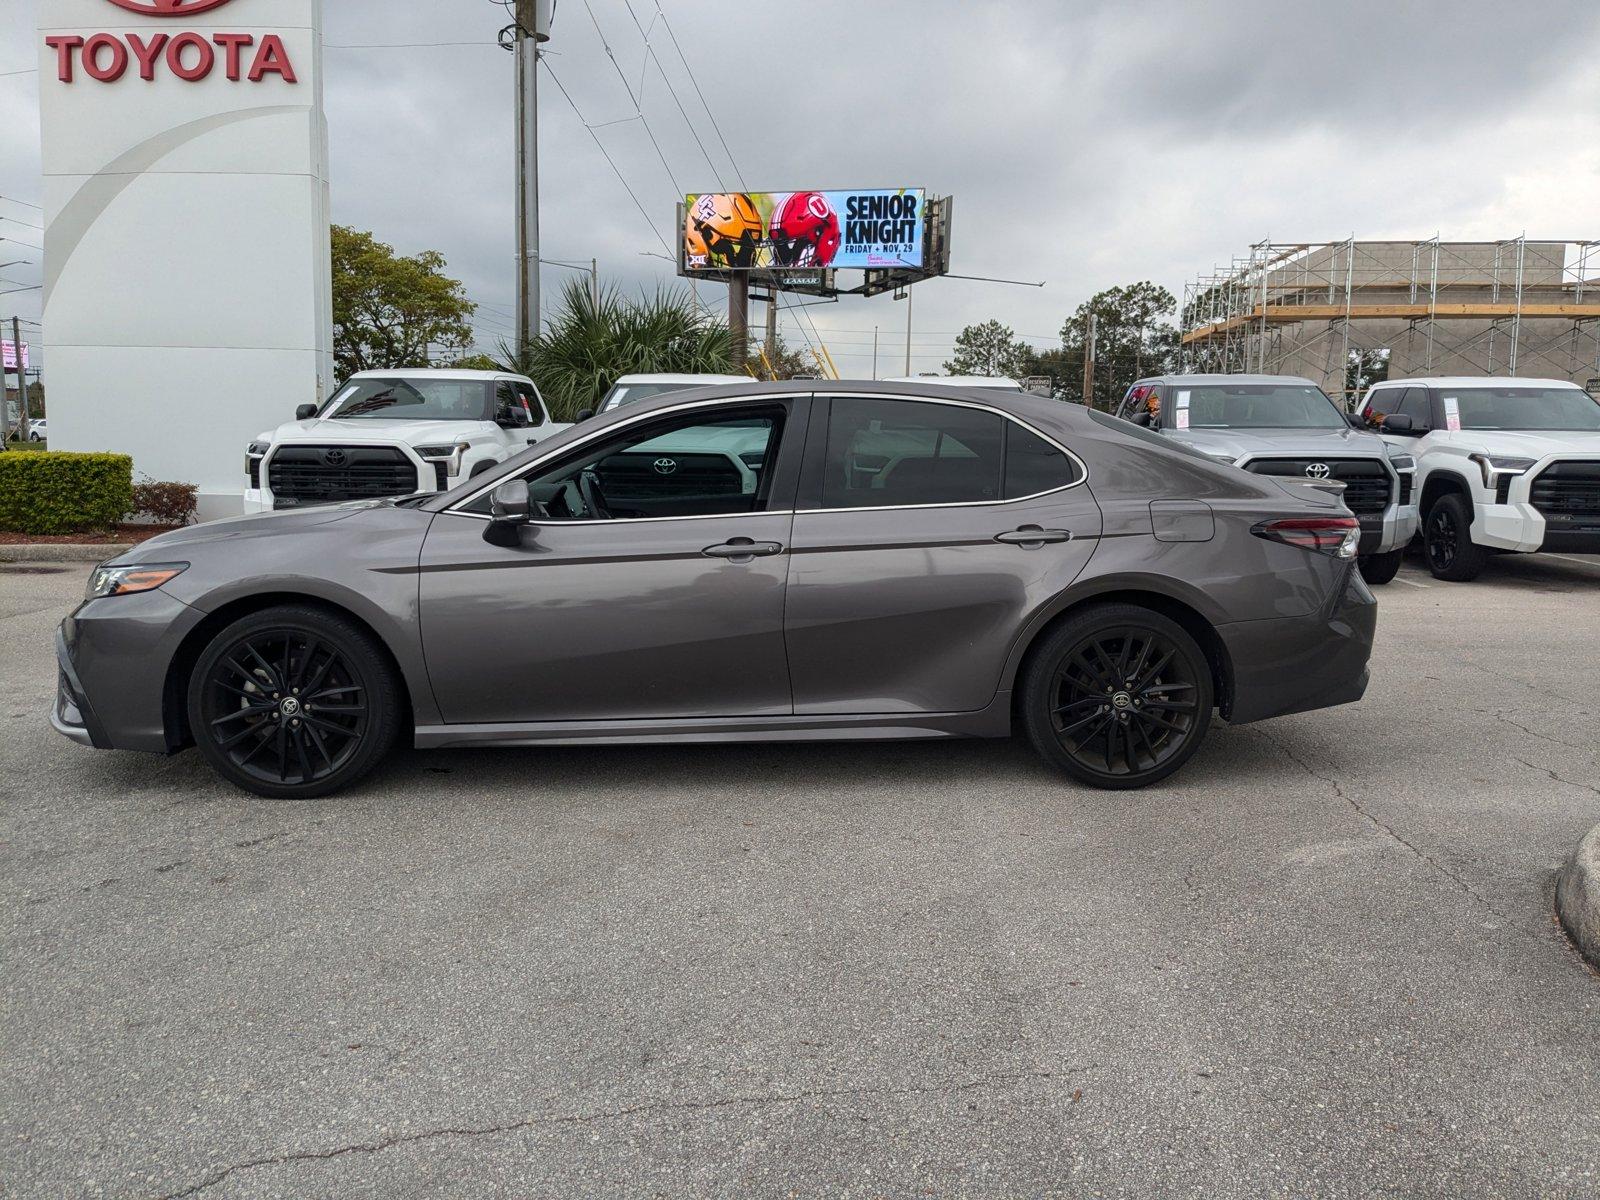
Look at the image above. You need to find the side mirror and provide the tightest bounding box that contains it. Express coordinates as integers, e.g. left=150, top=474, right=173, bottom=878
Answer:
left=1382, top=413, right=1415, bottom=433
left=497, top=405, right=531, bottom=429
left=489, top=479, right=531, bottom=523
left=574, top=408, right=595, bottom=423
left=1130, top=410, right=1153, bottom=427
left=1345, top=412, right=1365, bottom=430
left=295, top=403, right=318, bottom=421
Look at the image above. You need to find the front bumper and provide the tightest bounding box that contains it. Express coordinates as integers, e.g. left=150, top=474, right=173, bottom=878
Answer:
left=52, top=627, right=107, bottom=748
left=1357, top=500, right=1419, bottom=556
left=1219, top=564, right=1377, bottom=725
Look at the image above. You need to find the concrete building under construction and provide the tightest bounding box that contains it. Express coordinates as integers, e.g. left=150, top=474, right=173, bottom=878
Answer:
left=1181, top=238, right=1600, bottom=400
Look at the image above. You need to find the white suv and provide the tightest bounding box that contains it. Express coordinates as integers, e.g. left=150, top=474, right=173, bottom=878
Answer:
left=245, top=369, right=569, bottom=512
left=1359, top=377, right=1600, bottom=580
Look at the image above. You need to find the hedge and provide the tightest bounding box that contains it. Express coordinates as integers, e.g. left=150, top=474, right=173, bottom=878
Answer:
left=0, top=450, right=135, bottom=535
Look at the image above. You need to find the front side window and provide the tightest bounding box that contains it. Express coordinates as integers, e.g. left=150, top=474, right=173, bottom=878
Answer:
left=1363, top=387, right=1403, bottom=418
left=322, top=378, right=491, bottom=422
left=1446, top=387, right=1600, bottom=431
left=1182, top=384, right=1346, bottom=430
left=514, top=382, right=545, bottom=425
left=1395, top=388, right=1431, bottom=430
left=466, top=405, right=785, bottom=520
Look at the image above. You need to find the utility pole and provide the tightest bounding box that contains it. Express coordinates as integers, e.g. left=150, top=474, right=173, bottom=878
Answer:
left=764, top=293, right=778, bottom=378
left=590, top=257, right=599, bottom=308
left=872, top=325, right=879, bottom=380
left=903, top=284, right=913, bottom=375
left=727, top=273, right=749, bottom=367
left=1081, top=313, right=1097, bottom=408
left=513, top=0, right=552, bottom=357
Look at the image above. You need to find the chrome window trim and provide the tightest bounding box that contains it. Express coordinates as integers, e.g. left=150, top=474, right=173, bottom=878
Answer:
left=442, top=389, right=1090, bottom=525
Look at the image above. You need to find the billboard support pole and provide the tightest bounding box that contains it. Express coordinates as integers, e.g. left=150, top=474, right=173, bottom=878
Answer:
left=904, top=284, right=913, bottom=375
left=873, top=326, right=879, bottom=380
left=764, top=295, right=778, bottom=378
left=728, top=273, right=749, bottom=367
left=12, top=316, right=27, bottom=441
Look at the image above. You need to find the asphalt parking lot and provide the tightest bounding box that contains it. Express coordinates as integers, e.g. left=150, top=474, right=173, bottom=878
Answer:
left=3, top=552, right=1599, bottom=1199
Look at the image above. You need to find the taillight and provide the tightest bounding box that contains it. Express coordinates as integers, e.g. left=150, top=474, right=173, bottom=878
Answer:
left=1252, top=516, right=1360, bottom=559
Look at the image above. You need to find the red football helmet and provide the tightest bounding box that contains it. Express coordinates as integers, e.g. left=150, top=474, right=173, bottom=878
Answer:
left=769, top=192, right=841, bottom=268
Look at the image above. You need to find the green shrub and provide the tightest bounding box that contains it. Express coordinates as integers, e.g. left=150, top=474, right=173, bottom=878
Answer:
left=0, top=451, right=135, bottom=535
left=130, top=477, right=199, bottom=525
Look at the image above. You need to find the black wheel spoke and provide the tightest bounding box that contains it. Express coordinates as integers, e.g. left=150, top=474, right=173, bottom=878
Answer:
left=211, top=706, right=271, bottom=727
left=1142, top=700, right=1197, bottom=713
left=216, top=721, right=267, bottom=750
left=1131, top=648, right=1175, bottom=693
left=292, top=637, right=322, bottom=689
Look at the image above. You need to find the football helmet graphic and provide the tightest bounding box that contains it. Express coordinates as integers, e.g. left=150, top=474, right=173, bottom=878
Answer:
left=769, top=191, right=841, bottom=268
left=688, top=193, right=764, bottom=269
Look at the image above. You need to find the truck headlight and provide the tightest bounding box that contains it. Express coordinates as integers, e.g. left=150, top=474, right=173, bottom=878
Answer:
left=417, top=442, right=471, bottom=478
left=1383, top=448, right=1415, bottom=471
left=1468, top=453, right=1535, bottom=488
left=86, top=562, right=188, bottom=600
left=247, top=441, right=270, bottom=456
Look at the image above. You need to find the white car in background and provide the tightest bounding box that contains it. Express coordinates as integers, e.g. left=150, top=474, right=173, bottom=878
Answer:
left=593, top=373, right=749, bottom=415
left=28, top=419, right=46, bottom=442
left=882, top=375, right=1026, bottom=391
left=1359, top=376, right=1600, bottom=580
left=245, top=369, right=568, bottom=512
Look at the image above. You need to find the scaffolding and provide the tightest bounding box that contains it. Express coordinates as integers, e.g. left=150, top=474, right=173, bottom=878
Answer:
left=1181, top=238, right=1600, bottom=400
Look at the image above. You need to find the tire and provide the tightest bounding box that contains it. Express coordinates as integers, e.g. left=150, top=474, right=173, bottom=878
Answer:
left=186, top=604, right=403, bottom=799
left=1423, top=493, right=1487, bottom=582
left=1020, top=603, right=1214, bottom=790
left=1358, top=548, right=1404, bottom=585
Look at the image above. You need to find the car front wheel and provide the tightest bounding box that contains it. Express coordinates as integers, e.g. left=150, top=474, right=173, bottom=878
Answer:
left=187, top=604, right=402, bottom=799
left=1021, top=603, right=1214, bottom=790
left=1424, top=494, right=1487, bottom=582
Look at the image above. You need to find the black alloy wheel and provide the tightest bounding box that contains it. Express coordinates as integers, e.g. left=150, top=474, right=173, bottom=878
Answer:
left=188, top=605, right=401, bottom=798
left=1423, top=494, right=1486, bottom=582
left=1022, top=604, right=1214, bottom=789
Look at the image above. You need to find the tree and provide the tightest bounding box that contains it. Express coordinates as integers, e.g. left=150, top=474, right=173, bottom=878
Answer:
left=943, top=319, right=1032, bottom=377
left=510, top=279, right=734, bottom=420
left=1059, top=282, right=1179, bottom=409
left=331, top=225, right=476, bottom=379
left=1346, top=348, right=1391, bottom=403
left=747, top=330, right=814, bottom=380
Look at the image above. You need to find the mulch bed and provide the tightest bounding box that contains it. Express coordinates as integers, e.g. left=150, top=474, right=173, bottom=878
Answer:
left=0, top=524, right=185, bottom=546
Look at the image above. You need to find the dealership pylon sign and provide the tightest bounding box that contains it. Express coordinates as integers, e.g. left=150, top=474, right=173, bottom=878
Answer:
left=37, top=0, right=332, bottom=516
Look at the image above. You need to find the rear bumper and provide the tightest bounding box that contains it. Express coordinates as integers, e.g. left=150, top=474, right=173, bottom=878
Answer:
left=1219, top=565, right=1377, bottom=724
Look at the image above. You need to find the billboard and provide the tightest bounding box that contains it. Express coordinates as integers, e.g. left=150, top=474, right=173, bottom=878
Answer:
left=684, top=189, right=924, bottom=272
left=1, top=340, right=28, bottom=372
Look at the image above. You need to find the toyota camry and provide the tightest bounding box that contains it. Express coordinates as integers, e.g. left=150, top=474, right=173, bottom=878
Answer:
left=52, top=382, right=1376, bottom=797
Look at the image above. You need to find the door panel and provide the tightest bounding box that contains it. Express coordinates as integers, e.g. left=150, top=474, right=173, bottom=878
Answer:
left=784, top=490, right=1102, bottom=714
left=419, top=512, right=794, bottom=723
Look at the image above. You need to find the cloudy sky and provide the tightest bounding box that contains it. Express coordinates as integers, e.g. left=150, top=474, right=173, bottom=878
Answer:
left=3, top=0, right=1599, bottom=376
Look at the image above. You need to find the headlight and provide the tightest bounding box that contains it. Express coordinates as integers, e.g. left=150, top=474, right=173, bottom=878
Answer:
left=1384, top=450, right=1415, bottom=471
left=415, top=444, right=455, bottom=458
left=247, top=441, right=269, bottom=456
left=416, top=441, right=472, bottom=477
left=1203, top=451, right=1238, bottom=466
left=86, top=562, right=188, bottom=600
left=1468, top=453, right=1535, bottom=488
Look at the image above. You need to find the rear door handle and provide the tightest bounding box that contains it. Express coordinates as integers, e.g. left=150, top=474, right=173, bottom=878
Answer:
left=702, top=538, right=784, bottom=560
left=995, top=526, right=1072, bottom=545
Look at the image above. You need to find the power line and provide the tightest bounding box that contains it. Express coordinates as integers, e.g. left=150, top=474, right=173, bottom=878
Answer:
left=1, top=213, right=44, bottom=232
left=0, top=196, right=42, bottom=212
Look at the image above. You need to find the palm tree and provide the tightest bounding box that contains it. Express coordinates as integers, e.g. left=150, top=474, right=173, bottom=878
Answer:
left=500, top=280, right=739, bottom=421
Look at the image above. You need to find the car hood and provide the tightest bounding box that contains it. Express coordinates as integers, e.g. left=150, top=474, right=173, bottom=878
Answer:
left=1168, top=425, right=1386, bottom=462
left=114, top=501, right=384, bottom=562
left=1428, top=430, right=1600, bottom=458
left=260, top=418, right=498, bottom=445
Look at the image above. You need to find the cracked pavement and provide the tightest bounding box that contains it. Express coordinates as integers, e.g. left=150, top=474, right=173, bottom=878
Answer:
left=3, top=552, right=1599, bottom=1198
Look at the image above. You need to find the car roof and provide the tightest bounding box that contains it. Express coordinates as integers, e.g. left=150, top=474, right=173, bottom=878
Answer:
left=1367, top=376, right=1582, bottom=389
left=611, top=373, right=750, bottom=385
left=1134, top=373, right=1322, bottom=388
left=347, top=368, right=527, bottom=382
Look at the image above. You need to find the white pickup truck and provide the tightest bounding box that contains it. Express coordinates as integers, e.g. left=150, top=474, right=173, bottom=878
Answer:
left=1359, top=376, right=1600, bottom=580
left=245, top=369, right=569, bottom=512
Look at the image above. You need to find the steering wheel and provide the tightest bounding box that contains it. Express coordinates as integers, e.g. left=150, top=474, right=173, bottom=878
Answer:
left=578, top=469, right=612, bottom=520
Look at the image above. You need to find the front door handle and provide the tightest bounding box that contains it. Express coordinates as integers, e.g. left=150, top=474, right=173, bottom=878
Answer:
left=995, top=525, right=1072, bottom=546
left=702, top=538, right=784, bottom=560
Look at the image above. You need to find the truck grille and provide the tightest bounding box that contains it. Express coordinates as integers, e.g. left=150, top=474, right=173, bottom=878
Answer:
left=268, top=445, right=420, bottom=507
left=1530, top=461, right=1600, bottom=528
left=1245, top=458, right=1393, bottom=515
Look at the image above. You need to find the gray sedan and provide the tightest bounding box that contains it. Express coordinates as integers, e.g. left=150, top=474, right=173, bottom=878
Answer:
left=52, top=382, right=1377, bottom=797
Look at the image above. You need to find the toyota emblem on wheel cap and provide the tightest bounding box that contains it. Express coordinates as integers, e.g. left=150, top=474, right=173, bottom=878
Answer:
left=652, top=457, right=678, bottom=475
left=1305, top=462, right=1331, bottom=479
left=323, top=449, right=348, bottom=467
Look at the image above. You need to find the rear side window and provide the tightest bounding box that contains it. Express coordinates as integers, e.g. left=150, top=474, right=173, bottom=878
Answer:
left=1004, top=424, right=1082, bottom=498
left=822, top=398, right=1004, bottom=508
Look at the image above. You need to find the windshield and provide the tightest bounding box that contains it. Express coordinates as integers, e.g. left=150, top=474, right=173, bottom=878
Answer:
left=1176, top=384, right=1346, bottom=430
left=600, top=382, right=700, bottom=412
left=1448, top=387, right=1600, bottom=431
left=321, top=378, right=492, bottom=421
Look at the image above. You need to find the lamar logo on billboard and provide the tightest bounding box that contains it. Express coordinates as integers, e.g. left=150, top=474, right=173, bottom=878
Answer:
left=46, top=0, right=298, bottom=85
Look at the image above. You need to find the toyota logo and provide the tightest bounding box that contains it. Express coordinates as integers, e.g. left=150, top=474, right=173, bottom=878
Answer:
left=652, top=457, right=678, bottom=475
left=322, top=449, right=348, bottom=467
left=1305, top=462, right=1331, bottom=479
left=105, top=0, right=236, bottom=14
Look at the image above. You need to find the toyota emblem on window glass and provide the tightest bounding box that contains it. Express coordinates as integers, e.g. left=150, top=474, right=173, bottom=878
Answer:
left=323, top=449, right=348, bottom=467
left=652, top=457, right=678, bottom=475
left=1305, top=462, right=1331, bottom=479
left=105, top=0, right=236, bottom=14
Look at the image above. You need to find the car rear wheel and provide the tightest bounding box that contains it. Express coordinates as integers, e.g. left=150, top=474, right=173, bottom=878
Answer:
left=1424, top=494, right=1486, bottom=582
left=1021, top=604, right=1214, bottom=790
left=187, top=605, right=402, bottom=799
left=1358, top=548, right=1404, bottom=585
